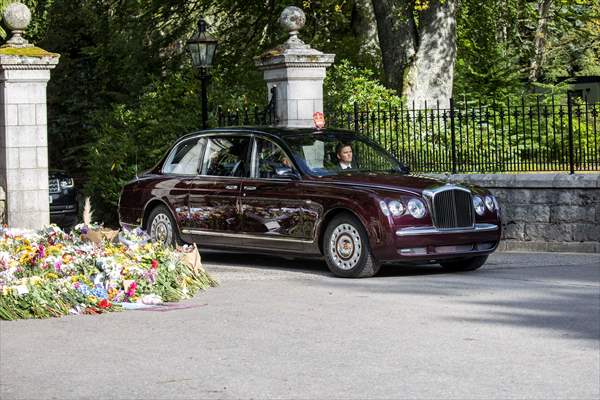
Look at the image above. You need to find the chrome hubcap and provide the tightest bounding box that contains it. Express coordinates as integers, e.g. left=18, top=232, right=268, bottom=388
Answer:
left=150, top=213, right=173, bottom=245
left=329, top=223, right=362, bottom=270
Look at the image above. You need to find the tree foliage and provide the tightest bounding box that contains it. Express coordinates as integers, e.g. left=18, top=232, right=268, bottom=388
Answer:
left=0, top=0, right=597, bottom=223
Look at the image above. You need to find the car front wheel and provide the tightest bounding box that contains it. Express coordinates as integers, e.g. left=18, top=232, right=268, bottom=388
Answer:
left=323, top=214, right=380, bottom=278
left=439, top=255, right=488, bottom=272
left=146, top=205, right=179, bottom=247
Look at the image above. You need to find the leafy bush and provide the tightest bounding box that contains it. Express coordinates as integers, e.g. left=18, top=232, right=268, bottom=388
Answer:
left=325, top=60, right=402, bottom=111
left=84, top=69, right=202, bottom=225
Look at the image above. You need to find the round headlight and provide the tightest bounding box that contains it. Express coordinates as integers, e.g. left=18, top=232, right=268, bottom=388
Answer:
left=484, top=195, right=495, bottom=211
left=473, top=196, right=485, bottom=216
left=379, top=200, right=390, bottom=216
left=388, top=200, right=405, bottom=217
left=407, top=198, right=426, bottom=219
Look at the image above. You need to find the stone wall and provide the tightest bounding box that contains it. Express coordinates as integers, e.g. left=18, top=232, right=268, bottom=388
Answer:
left=427, top=173, right=600, bottom=253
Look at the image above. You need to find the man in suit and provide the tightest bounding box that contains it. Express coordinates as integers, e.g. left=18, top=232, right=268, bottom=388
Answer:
left=336, top=143, right=354, bottom=170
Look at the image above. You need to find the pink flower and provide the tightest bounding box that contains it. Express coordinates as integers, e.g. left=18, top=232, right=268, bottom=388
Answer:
left=126, top=281, right=137, bottom=298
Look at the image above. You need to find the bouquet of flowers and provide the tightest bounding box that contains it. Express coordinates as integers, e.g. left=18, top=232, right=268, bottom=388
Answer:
left=0, top=225, right=217, bottom=320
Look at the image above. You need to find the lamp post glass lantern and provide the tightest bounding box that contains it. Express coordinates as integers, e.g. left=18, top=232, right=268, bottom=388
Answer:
left=187, top=17, right=218, bottom=129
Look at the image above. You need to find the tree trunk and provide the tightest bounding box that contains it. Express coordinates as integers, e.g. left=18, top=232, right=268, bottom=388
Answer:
left=404, top=0, right=458, bottom=108
left=371, top=0, right=418, bottom=92
left=351, top=0, right=380, bottom=60
left=372, top=0, right=458, bottom=108
left=528, top=0, right=553, bottom=83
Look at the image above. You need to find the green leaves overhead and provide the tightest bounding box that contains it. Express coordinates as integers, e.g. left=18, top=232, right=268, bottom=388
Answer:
left=1, top=0, right=597, bottom=223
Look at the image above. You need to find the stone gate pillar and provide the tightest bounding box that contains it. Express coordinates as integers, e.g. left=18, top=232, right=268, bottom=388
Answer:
left=255, top=6, right=335, bottom=128
left=0, top=3, right=59, bottom=229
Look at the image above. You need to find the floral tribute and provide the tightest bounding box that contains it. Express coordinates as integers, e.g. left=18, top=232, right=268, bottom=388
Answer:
left=0, top=225, right=216, bottom=320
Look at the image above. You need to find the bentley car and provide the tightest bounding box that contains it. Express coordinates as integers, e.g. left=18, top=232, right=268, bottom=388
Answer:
left=118, top=128, right=502, bottom=278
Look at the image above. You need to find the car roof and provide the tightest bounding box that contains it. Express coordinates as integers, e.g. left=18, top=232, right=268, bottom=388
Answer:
left=178, top=127, right=357, bottom=142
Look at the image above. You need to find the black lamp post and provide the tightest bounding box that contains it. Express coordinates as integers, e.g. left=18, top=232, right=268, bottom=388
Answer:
left=187, top=18, right=218, bottom=129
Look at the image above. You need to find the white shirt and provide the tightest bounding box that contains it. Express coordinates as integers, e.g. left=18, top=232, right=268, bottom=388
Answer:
left=339, top=162, right=352, bottom=170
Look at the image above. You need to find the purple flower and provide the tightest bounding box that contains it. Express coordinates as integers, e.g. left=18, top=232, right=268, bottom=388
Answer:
left=38, top=245, right=45, bottom=258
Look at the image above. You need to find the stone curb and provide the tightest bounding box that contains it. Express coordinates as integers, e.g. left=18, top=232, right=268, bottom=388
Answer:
left=498, top=240, right=600, bottom=253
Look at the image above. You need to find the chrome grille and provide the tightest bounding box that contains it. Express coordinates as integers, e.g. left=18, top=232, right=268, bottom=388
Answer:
left=49, top=178, right=60, bottom=194
left=430, top=188, right=474, bottom=229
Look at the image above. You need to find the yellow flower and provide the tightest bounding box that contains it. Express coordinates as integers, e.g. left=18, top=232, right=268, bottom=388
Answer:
left=2, top=286, right=9, bottom=296
left=88, top=296, right=97, bottom=303
left=47, top=245, right=62, bottom=256
left=30, top=276, right=42, bottom=285
left=45, top=272, right=58, bottom=280
left=18, top=252, right=34, bottom=265
left=71, top=276, right=79, bottom=283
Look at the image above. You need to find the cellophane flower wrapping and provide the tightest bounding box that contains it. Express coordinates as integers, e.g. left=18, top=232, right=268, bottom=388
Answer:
left=0, top=225, right=217, bottom=320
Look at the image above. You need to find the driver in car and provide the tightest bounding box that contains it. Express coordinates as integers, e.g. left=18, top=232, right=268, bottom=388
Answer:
left=336, top=143, right=354, bottom=170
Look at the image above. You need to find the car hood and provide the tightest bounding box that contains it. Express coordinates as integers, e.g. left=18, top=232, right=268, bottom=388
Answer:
left=313, top=172, right=479, bottom=196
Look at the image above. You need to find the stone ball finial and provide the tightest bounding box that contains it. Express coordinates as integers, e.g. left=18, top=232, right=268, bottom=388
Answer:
left=3, top=2, right=32, bottom=48
left=3, top=2, right=31, bottom=30
left=279, top=6, right=305, bottom=36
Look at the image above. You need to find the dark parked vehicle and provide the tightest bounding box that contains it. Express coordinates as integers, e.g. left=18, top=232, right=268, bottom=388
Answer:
left=49, top=171, right=78, bottom=228
left=119, top=128, right=502, bottom=278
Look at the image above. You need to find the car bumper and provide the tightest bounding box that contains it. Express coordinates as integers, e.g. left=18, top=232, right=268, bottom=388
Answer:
left=50, top=202, right=77, bottom=224
left=376, top=223, right=501, bottom=262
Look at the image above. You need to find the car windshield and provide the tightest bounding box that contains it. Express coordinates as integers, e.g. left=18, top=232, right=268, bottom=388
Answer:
left=282, top=132, right=405, bottom=176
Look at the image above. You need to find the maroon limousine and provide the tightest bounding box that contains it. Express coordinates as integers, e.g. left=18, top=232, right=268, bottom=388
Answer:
left=118, top=128, right=501, bottom=278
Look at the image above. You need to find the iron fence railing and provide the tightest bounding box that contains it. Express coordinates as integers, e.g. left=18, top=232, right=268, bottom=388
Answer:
left=217, top=86, right=278, bottom=127
left=326, top=96, right=599, bottom=173
left=215, top=93, right=599, bottom=174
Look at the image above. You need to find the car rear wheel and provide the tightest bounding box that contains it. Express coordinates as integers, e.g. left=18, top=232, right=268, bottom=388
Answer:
left=146, top=205, right=179, bottom=247
left=323, top=214, right=380, bottom=278
left=439, top=255, right=488, bottom=271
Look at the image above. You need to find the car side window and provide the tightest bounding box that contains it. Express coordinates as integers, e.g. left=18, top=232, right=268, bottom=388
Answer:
left=201, top=136, right=251, bottom=177
left=163, top=139, right=204, bottom=175
left=254, top=138, right=296, bottom=179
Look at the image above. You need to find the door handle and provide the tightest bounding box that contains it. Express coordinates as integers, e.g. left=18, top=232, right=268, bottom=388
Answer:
left=225, top=185, right=238, bottom=190
left=244, top=186, right=257, bottom=191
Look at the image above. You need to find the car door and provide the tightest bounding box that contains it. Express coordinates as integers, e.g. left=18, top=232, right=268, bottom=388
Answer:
left=239, top=135, right=311, bottom=252
left=159, top=137, right=205, bottom=228
left=182, top=134, right=252, bottom=247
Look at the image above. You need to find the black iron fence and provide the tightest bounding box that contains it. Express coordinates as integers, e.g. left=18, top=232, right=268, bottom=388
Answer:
left=327, top=96, right=599, bottom=173
left=216, top=94, right=599, bottom=173
left=217, top=86, right=279, bottom=127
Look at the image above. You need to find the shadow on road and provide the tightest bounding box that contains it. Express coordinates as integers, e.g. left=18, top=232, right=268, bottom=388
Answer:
left=202, top=250, right=600, bottom=342
left=319, top=262, right=600, bottom=343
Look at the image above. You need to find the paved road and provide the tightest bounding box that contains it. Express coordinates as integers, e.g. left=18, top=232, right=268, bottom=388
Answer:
left=1, top=251, right=599, bottom=400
